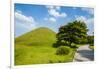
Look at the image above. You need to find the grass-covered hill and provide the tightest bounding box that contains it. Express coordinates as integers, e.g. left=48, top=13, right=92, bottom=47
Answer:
left=15, top=27, right=74, bottom=65
left=15, top=27, right=56, bottom=46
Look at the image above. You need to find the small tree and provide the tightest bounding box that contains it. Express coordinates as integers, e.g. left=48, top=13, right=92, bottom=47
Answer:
left=55, top=20, right=88, bottom=47
left=87, top=35, right=94, bottom=46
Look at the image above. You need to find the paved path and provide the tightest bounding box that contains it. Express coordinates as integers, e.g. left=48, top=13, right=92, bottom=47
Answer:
left=73, top=45, right=94, bottom=62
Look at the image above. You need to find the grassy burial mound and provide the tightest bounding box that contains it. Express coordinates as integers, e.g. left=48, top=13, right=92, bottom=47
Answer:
left=15, top=27, right=75, bottom=65
left=15, top=27, right=56, bottom=46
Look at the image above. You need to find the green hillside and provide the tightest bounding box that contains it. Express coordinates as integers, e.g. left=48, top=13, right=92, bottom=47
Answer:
left=15, top=27, right=56, bottom=46
left=15, top=27, right=75, bottom=65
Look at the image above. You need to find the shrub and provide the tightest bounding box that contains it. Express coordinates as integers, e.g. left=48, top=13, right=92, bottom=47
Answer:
left=56, top=46, right=70, bottom=55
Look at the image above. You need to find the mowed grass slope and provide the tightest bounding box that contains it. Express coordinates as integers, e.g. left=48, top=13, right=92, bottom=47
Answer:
left=15, top=27, right=75, bottom=65
left=15, top=27, right=56, bottom=46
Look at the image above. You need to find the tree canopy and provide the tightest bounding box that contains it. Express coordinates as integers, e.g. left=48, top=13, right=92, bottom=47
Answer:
left=54, top=20, right=88, bottom=47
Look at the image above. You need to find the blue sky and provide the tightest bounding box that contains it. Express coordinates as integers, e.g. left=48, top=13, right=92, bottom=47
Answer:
left=15, top=3, right=94, bottom=37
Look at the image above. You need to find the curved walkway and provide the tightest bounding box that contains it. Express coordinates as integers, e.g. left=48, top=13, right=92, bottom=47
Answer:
left=73, top=45, right=94, bottom=62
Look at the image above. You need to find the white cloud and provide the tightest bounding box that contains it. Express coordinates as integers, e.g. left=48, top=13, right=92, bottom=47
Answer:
left=55, top=6, right=60, bottom=10
left=46, top=5, right=67, bottom=18
left=46, top=5, right=60, bottom=10
left=44, top=5, right=67, bottom=23
left=44, top=17, right=56, bottom=22
left=86, top=18, right=94, bottom=35
left=15, top=11, right=35, bottom=24
left=15, top=10, right=36, bottom=29
left=49, top=17, right=56, bottom=22
left=16, top=10, right=22, bottom=14
left=75, top=15, right=94, bottom=24
left=87, top=18, right=94, bottom=24
left=48, top=8, right=67, bottom=17
left=81, top=8, right=94, bottom=15
left=46, top=5, right=54, bottom=9
left=75, top=16, right=87, bottom=23
left=75, top=15, right=94, bottom=35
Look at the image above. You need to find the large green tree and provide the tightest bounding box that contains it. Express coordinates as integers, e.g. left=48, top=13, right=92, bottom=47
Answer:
left=55, top=20, right=88, bottom=47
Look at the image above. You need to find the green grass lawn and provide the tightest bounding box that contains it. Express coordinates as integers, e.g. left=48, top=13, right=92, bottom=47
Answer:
left=15, top=44, right=75, bottom=65
left=15, top=28, right=76, bottom=65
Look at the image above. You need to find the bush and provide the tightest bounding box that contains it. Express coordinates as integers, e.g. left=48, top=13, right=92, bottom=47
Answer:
left=56, top=46, right=70, bottom=55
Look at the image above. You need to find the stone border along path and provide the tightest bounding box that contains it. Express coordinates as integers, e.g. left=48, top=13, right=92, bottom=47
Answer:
left=73, top=45, right=94, bottom=62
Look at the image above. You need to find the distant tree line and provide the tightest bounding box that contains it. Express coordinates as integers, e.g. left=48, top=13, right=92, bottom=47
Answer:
left=87, top=35, right=94, bottom=46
